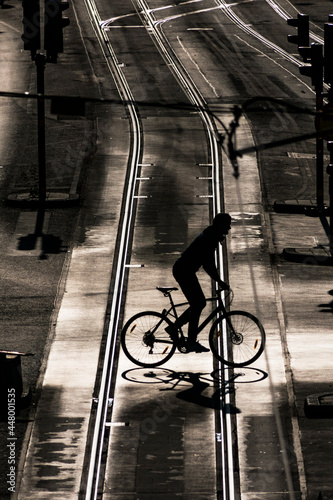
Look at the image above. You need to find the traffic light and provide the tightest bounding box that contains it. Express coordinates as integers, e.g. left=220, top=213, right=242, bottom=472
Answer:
left=324, top=23, right=333, bottom=85
left=287, top=14, right=309, bottom=53
left=44, top=0, right=70, bottom=62
left=22, top=0, right=41, bottom=59
left=299, top=43, right=323, bottom=88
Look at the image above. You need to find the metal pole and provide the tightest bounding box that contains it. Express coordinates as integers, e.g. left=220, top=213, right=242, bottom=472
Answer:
left=327, top=141, right=333, bottom=256
left=316, top=136, right=324, bottom=209
left=328, top=164, right=333, bottom=256
left=315, top=48, right=324, bottom=210
left=35, top=53, right=46, bottom=237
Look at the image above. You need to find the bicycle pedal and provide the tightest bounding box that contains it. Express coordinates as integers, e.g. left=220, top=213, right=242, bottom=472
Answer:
left=178, top=345, right=188, bottom=353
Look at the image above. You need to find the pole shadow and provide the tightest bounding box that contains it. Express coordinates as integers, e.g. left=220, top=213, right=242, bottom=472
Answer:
left=17, top=207, right=66, bottom=259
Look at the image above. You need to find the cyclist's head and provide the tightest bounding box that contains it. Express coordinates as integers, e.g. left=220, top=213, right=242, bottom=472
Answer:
left=212, top=213, right=231, bottom=237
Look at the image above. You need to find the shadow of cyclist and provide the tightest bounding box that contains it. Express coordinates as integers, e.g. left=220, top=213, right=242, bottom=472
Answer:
left=160, top=371, right=241, bottom=413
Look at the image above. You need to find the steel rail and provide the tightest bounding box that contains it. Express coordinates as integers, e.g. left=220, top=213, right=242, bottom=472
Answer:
left=216, top=0, right=302, bottom=66
left=81, top=0, right=142, bottom=499
left=135, top=0, right=236, bottom=497
left=216, top=0, right=328, bottom=94
left=264, top=0, right=324, bottom=44
left=208, top=2, right=310, bottom=498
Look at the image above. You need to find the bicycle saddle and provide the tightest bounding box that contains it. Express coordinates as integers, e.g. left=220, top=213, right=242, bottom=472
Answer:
left=156, top=286, right=178, bottom=294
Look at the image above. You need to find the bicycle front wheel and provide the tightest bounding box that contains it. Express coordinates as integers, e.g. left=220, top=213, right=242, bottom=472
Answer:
left=121, top=311, right=176, bottom=367
left=209, top=311, right=266, bottom=367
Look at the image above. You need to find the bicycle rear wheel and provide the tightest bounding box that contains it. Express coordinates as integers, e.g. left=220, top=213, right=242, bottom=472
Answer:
left=121, top=311, right=176, bottom=367
left=209, top=311, right=265, bottom=367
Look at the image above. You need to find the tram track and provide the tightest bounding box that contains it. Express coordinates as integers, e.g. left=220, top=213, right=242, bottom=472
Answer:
left=130, top=0, right=238, bottom=497
left=133, top=3, right=321, bottom=500
left=216, top=0, right=329, bottom=95
left=80, top=0, right=324, bottom=496
left=81, top=0, right=237, bottom=497
left=143, top=0, right=327, bottom=94
left=8, top=0, right=330, bottom=496
left=264, top=0, right=324, bottom=44
left=82, top=0, right=142, bottom=498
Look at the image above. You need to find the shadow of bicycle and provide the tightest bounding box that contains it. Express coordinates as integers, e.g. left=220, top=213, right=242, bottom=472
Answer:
left=122, top=366, right=267, bottom=413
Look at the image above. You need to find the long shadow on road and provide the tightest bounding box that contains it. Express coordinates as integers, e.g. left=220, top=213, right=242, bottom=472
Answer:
left=122, top=367, right=268, bottom=412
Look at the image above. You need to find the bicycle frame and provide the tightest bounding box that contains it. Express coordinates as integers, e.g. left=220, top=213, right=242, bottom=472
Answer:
left=121, top=288, right=265, bottom=369
left=162, top=290, right=229, bottom=339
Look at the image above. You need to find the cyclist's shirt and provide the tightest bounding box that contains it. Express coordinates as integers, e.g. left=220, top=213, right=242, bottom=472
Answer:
left=175, top=226, right=224, bottom=281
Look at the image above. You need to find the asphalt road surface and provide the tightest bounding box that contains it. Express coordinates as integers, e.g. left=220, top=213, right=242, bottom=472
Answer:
left=1, top=0, right=333, bottom=498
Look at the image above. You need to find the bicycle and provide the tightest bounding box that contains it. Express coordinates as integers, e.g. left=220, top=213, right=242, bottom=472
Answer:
left=121, top=286, right=266, bottom=368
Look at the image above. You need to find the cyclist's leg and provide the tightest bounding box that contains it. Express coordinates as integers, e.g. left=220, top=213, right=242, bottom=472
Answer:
left=187, top=281, right=206, bottom=342
left=173, top=266, right=206, bottom=342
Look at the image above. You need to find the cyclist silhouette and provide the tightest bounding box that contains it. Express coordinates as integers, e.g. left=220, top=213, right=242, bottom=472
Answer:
left=170, top=213, right=231, bottom=353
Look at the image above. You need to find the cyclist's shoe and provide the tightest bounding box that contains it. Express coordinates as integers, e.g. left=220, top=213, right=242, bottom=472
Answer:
left=186, top=341, right=210, bottom=353
left=165, top=324, right=178, bottom=341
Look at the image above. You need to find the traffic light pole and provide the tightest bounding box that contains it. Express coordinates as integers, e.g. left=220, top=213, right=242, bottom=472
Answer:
left=299, top=42, right=325, bottom=213
left=325, top=24, right=333, bottom=256
left=35, top=53, right=46, bottom=236
left=315, top=51, right=325, bottom=212
left=327, top=142, right=333, bottom=256
left=316, top=122, right=324, bottom=212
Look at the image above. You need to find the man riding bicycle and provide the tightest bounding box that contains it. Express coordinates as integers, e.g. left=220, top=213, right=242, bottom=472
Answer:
left=170, top=213, right=231, bottom=353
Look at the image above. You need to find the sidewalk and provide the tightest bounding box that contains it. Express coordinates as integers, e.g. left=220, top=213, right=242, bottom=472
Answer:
left=0, top=3, right=101, bottom=498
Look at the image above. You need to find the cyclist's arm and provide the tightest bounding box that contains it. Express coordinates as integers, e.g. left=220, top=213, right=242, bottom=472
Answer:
left=202, top=253, right=229, bottom=289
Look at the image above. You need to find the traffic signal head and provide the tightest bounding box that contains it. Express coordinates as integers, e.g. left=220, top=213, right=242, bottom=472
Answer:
left=287, top=13, right=309, bottom=49
left=22, top=0, right=41, bottom=59
left=44, top=0, right=70, bottom=62
left=299, top=43, right=323, bottom=88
